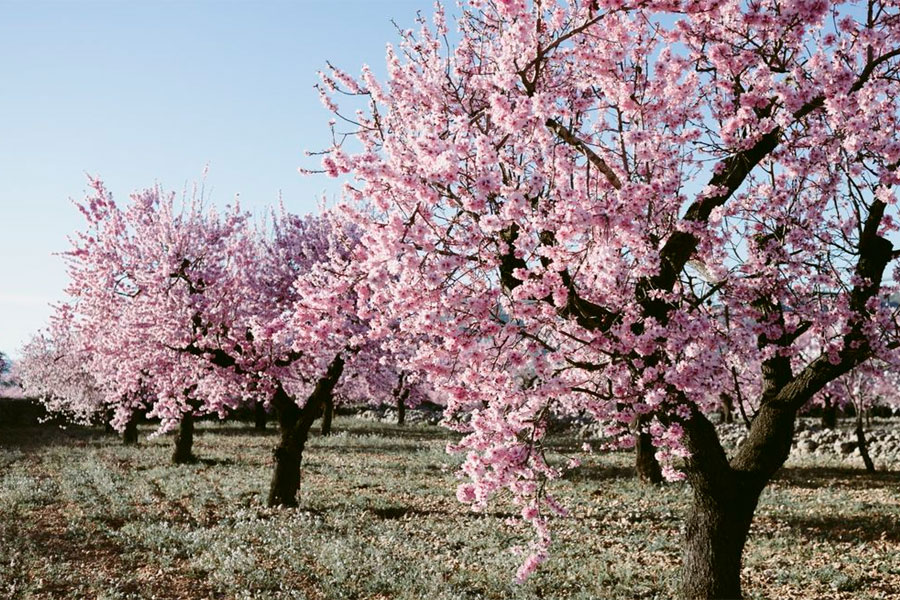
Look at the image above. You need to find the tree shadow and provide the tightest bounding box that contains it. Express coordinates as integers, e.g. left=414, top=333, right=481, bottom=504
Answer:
left=324, top=422, right=458, bottom=442
left=773, top=465, right=900, bottom=490
left=776, top=512, right=900, bottom=544
left=198, top=457, right=235, bottom=467
left=0, top=425, right=114, bottom=450
left=366, top=504, right=514, bottom=521
left=563, top=464, right=637, bottom=483
left=315, top=442, right=427, bottom=454
left=195, top=425, right=276, bottom=437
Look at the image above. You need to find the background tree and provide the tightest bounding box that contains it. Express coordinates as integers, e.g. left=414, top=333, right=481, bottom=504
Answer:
left=17, top=307, right=107, bottom=427
left=63, top=179, right=410, bottom=504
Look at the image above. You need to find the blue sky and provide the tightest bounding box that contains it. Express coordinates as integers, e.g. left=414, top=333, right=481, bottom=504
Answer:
left=0, top=0, right=436, bottom=358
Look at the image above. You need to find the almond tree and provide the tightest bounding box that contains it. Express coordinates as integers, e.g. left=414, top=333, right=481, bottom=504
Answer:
left=64, top=180, right=398, bottom=504
left=17, top=307, right=108, bottom=428
left=316, top=1, right=900, bottom=597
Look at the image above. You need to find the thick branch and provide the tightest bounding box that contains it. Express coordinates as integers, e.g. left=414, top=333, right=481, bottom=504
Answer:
left=545, top=118, right=622, bottom=190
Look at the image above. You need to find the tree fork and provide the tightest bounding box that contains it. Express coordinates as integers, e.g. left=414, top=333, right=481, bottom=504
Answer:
left=267, top=354, right=345, bottom=507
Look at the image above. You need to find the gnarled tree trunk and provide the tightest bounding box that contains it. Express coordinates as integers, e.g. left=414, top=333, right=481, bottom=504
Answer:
left=254, top=400, right=267, bottom=431
left=172, top=410, right=196, bottom=464
left=267, top=355, right=345, bottom=507
left=682, top=487, right=758, bottom=599
left=679, top=407, right=776, bottom=599
left=679, top=198, right=893, bottom=598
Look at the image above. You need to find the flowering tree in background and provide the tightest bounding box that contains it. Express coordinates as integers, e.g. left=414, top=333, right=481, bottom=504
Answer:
left=820, top=359, right=900, bottom=470
left=0, top=352, right=20, bottom=399
left=315, top=0, right=900, bottom=596
left=62, top=179, right=409, bottom=503
left=17, top=307, right=109, bottom=429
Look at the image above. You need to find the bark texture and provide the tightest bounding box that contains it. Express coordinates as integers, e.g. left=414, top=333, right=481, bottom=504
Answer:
left=682, top=489, right=758, bottom=599
left=635, top=414, right=663, bottom=485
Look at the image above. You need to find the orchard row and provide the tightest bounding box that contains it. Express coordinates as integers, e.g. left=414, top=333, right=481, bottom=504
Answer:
left=13, top=2, right=900, bottom=598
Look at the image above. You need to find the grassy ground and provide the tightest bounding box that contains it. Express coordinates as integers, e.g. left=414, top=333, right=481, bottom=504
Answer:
left=1, top=418, right=898, bottom=600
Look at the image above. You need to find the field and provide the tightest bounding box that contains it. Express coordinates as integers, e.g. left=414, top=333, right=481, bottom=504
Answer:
left=1, top=418, right=899, bottom=600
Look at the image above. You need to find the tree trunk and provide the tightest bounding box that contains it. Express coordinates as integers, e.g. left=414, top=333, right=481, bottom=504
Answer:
left=254, top=400, right=267, bottom=431
left=122, top=414, right=138, bottom=445
left=634, top=414, right=663, bottom=485
left=172, top=410, right=196, bottom=464
left=393, top=372, right=409, bottom=426
left=679, top=401, right=798, bottom=599
left=855, top=409, right=875, bottom=472
left=267, top=355, right=345, bottom=507
left=821, top=395, right=837, bottom=429
left=320, top=397, right=334, bottom=436
left=268, top=388, right=307, bottom=508
left=720, top=393, right=735, bottom=424
left=681, top=487, right=758, bottom=600
left=397, top=389, right=408, bottom=426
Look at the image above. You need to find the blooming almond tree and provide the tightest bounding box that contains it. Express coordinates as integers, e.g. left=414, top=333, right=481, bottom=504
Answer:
left=64, top=179, right=395, bottom=505
left=17, top=306, right=108, bottom=428
left=63, top=179, right=257, bottom=457
left=315, top=1, right=900, bottom=597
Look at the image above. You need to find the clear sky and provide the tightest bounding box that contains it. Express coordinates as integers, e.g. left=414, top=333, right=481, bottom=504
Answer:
left=0, top=0, right=436, bottom=358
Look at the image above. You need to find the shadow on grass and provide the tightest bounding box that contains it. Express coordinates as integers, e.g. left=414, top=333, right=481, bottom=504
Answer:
left=0, top=425, right=114, bottom=450
left=778, top=512, right=900, bottom=544
left=195, top=425, right=277, bottom=437
left=563, top=464, right=637, bottom=483
left=367, top=504, right=515, bottom=520
left=320, top=422, right=459, bottom=442
left=198, top=457, right=236, bottom=467
left=774, top=465, right=900, bottom=490
left=315, top=442, right=428, bottom=454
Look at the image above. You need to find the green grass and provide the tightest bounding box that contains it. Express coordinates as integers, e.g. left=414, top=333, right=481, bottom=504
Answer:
left=1, top=419, right=898, bottom=599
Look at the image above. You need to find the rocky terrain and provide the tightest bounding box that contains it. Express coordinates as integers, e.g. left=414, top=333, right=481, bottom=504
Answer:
left=716, top=417, right=900, bottom=469
left=354, top=404, right=443, bottom=426
left=355, top=407, right=900, bottom=470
